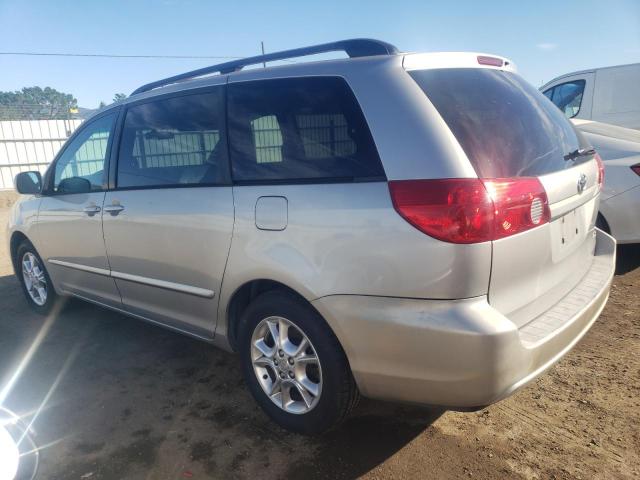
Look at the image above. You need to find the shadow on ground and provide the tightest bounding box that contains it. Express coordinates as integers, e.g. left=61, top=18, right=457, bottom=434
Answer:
left=0, top=276, right=440, bottom=479
left=288, top=401, right=443, bottom=479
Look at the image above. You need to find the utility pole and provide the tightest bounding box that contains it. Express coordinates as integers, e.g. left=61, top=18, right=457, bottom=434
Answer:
left=261, top=41, right=266, bottom=68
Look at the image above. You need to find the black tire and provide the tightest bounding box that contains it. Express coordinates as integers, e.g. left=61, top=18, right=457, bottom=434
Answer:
left=238, top=290, right=359, bottom=435
left=15, top=240, right=59, bottom=315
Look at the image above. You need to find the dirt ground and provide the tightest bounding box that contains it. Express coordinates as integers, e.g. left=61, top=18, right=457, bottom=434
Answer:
left=0, top=205, right=638, bottom=480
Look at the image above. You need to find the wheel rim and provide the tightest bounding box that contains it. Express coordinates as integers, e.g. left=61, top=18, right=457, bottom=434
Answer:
left=251, top=316, right=322, bottom=414
left=21, top=252, right=47, bottom=306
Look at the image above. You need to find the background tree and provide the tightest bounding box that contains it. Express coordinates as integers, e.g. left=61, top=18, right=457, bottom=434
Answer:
left=113, top=93, right=127, bottom=103
left=0, top=86, right=78, bottom=120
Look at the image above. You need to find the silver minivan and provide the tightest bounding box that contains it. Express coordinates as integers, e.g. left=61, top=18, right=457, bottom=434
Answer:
left=7, top=39, right=616, bottom=434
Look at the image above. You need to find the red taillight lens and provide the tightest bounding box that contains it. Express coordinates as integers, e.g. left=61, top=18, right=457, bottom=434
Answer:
left=483, top=178, right=551, bottom=239
left=388, top=179, right=493, bottom=243
left=631, top=163, right=640, bottom=177
left=595, top=153, right=605, bottom=189
left=388, top=178, right=550, bottom=244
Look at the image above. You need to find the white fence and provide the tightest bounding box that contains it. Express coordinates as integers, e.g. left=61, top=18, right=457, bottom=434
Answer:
left=0, top=119, right=83, bottom=189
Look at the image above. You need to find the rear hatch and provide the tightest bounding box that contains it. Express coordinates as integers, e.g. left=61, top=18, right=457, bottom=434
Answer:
left=408, top=65, right=602, bottom=327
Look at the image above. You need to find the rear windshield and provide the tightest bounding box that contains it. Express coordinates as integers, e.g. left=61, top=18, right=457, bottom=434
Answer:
left=409, top=68, right=591, bottom=177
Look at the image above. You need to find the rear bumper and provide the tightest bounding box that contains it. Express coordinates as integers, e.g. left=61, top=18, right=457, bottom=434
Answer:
left=312, top=229, right=616, bottom=408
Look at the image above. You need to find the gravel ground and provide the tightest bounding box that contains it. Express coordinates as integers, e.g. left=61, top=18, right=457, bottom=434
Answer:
left=1, top=206, right=638, bottom=479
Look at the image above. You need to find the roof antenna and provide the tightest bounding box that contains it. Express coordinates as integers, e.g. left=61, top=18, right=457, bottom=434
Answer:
left=261, top=41, right=266, bottom=68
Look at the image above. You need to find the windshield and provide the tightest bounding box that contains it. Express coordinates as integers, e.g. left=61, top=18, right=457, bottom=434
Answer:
left=409, top=68, right=592, bottom=177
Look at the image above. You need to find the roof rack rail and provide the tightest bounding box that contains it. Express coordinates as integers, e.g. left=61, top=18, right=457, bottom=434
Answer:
left=131, top=38, right=399, bottom=95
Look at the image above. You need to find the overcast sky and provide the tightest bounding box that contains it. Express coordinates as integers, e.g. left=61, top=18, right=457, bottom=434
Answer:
left=1, top=0, right=639, bottom=107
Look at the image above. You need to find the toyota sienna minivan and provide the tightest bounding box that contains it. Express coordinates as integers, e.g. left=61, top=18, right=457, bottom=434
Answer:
left=7, top=39, right=616, bottom=434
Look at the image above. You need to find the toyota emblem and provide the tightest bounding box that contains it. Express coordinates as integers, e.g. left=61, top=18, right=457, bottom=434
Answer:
left=577, top=173, right=587, bottom=194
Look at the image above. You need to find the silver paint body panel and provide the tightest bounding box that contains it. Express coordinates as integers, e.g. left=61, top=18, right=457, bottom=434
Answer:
left=489, top=161, right=601, bottom=327
left=313, top=229, right=615, bottom=407
left=36, top=192, right=122, bottom=306
left=102, top=187, right=233, bottom=336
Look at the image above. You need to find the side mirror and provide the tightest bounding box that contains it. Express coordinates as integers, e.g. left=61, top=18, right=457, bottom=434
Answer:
left=57, top=177, right=91, bottom=194
left=15, top=171, right=42, bottom=195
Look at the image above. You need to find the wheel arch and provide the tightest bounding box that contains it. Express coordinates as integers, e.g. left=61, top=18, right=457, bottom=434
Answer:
left=9, top=230, right=31, bottom=276
left=224, top=278, right=320, bottom=352
left=596, top=211, right=611, bottom=235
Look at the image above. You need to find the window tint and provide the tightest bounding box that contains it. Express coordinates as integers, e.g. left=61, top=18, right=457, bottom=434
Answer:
left=409, top=69, right=590, bottom=178
left=550, top=80, right=585, bottom=118
left=53, top=113, right=116, bottom=193
left=227, top=77, right=384, bottom=182
left=117, top=89, right=228, bottom=188
left=543, top=88, right=554, bottom=101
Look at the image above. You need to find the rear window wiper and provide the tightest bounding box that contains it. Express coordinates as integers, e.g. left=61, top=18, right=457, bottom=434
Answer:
left=564, top=148, right=596, bottom=162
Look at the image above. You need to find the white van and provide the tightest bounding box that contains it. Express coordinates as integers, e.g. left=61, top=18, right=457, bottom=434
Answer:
left=541, top=63, right=640, bottom=130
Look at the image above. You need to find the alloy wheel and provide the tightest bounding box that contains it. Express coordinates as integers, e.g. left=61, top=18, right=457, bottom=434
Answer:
left=21, top=252, right=47, bottom=306
left=251, top=316, right=322, bottom=414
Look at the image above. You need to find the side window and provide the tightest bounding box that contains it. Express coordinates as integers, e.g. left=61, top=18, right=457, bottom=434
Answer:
left=542, top=88, right=554, bottom=101
left=53, top=113, right=117, bottom=193
left=550, top=80, right=586, bottom=118
left=117, top=89, right=228, bottom=188
left=228, top=77, right=385, bottom=183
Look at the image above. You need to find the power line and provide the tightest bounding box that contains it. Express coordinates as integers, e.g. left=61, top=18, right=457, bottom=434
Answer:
left=0, top=50, right=298, bottom=64
left=0, top=51, right=243, bottom=59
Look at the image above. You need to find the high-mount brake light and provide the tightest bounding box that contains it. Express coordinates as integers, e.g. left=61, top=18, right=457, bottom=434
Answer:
left=477, top=55, right=504, bottom=67
left=595, top=153, right=605, bottom=190
left=388, top=178, right=551, bottom=244
left=630, top=163, right=640, bottom=177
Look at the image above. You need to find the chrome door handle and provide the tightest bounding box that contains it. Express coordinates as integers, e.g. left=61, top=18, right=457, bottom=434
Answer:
left=83, top=205, right=101, bottom=216
left=104, top=204, right=125, bottom=216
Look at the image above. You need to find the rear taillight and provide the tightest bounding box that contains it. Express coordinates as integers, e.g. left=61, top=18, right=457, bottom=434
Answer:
left=388, top=179, right=493, bottom=243
left=388, top=178, right=550, bottom=244
left=483, top=178, right=551, bottom=239
left=631, top=163, right=640, bottom=177
left=595, top=153, right=605, bottom=189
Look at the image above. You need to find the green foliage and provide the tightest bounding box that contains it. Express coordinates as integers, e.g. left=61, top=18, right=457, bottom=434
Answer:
left=0, top=86, right=78, bottom=120
left=113, top=93, right=127, bottom=103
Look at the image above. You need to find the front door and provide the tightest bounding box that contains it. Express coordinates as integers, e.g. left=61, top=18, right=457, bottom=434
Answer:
left=102, top=87, right=233, bottom=337
left=36, top=111, right=121, bottom=305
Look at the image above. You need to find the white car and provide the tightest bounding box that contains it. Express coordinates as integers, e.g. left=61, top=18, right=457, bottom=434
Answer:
left=573, top=119, right=640, bottom=244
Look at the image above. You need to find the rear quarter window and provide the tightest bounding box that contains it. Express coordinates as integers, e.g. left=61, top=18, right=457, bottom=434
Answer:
left=409, top=68, right=591, bottom=178
left=227, top=77, right=385, bottom=183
